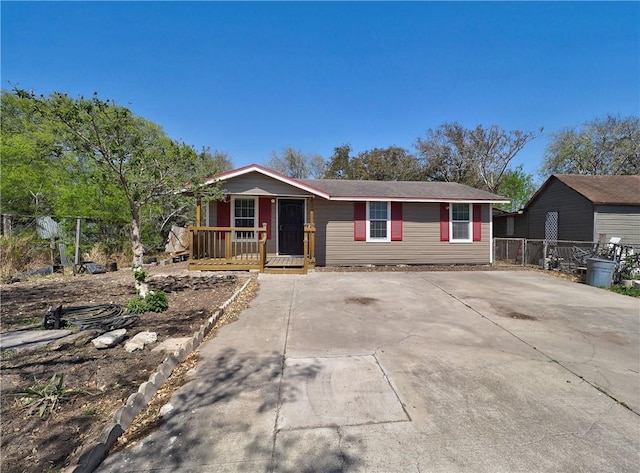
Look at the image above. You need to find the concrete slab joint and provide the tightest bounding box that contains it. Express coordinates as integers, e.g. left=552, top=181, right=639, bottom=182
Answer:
left=90, top=272, right=639, bottom=473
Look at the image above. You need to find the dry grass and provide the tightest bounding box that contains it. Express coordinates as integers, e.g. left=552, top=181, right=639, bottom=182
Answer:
left=0, top=235, right=51, bottom=282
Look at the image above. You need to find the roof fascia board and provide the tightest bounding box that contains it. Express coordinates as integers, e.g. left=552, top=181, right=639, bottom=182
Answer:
left=204, top=164, right=331, bottom=199
left=329, top=196, right=510, bottom=204
left=521, top=174, right=555, bottom=210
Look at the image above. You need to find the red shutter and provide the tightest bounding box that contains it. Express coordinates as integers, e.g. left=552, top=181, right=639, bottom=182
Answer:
left=354, top=202, right=366, bottom=241
left=391, top=202, right=403, bottom=241
left=440, top=203, right=449, bottom=241
left=217, top=200, right=230, bottom=227
left=259, top=197, right=272, bottom=240
left=217, top=200, right=231, bottom=240
left=473, top=204, right=482, bottom=241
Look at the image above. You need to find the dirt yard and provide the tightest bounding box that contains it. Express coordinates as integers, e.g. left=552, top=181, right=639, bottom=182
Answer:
left=0, top=263, right=254, bottom=473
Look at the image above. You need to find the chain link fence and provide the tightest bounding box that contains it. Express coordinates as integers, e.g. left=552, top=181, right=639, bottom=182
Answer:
left=1, top=214, right=130, bottom=280
left=494, top=237, right=640, bottom=280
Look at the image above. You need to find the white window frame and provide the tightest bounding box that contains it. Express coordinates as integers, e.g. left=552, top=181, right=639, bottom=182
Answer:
left=366, top=201, right=391, bottom=242
left=450, top=203, right=472, bottom=243
left=231, top=196, right=258, bottom=241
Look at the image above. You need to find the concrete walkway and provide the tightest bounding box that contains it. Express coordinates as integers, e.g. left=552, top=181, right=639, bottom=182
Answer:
left=98, top=271, right=640, bottom=472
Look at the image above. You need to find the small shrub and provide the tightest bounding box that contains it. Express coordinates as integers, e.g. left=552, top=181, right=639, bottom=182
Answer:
left=133, top=268, right=148, bottom=283
left=126, top=291, right=168, bottom=313
left=126, top=296, right=148, bottom=314
left=145, top=290, right=168, bottom=312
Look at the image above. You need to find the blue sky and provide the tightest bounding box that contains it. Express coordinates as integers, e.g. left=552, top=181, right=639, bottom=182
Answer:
left=2, top=1, right=638, bottom=181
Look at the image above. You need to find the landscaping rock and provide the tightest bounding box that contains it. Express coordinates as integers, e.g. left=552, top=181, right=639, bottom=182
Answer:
left=124, top=331, right=158, bottom=353
left=91, top=329, right=127, bottom=349
left=159, top=403, right=174, bottom=417
left=49, top=329, right=104, bottom=351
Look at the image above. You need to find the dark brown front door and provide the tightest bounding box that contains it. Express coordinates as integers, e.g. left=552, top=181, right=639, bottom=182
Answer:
left=278, top=199, right=305, bottom=255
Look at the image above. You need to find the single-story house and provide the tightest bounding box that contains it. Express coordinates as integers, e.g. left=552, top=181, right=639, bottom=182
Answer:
left=187, top=164, right=509, bottom=273
left=494, top=174, right=640, bottom=245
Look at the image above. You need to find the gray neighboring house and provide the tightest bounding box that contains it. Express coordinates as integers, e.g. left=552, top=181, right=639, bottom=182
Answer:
left=194, top=164, right=509, bottom=269
left=494, top=174, right=640, bottom=245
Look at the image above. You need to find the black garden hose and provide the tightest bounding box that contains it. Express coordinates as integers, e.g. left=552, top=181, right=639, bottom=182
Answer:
left=43, top=304, right=139, bottom=331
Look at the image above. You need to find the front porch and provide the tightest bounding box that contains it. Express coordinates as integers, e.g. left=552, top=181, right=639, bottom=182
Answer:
left=187, top=224, right=316, bottom=274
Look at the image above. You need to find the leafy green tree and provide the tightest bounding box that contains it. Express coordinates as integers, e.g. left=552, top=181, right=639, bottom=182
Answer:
left=352, top=147, right=422, bottom=181
left=16, top=90, right=221, bottom=267
left=266, top=147, right=326, bottom=179
left=2, top=90, right=131, bottom=256
left=141, top=147, right=229, bottom=250
left=0, top=91, right=63, bottom=216
left=495, top=165, right=538, bottom=212
left=415, top=123, right=541, bottom=193
left=541, top=115, right=640, bottom=176
left=323, top=145, right=422, bottom=181
left=324, top=145, right=355, bottom=179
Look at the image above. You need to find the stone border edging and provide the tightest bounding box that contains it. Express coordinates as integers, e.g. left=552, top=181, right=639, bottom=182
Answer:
left=64, top=276, right=255, bottom=473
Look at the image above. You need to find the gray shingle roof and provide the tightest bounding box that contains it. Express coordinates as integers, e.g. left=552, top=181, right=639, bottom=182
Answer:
left=301, top=179, right=507, bottom=202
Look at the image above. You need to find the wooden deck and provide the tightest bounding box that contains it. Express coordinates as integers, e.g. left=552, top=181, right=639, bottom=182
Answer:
left=188, top=254, right=311, bottom=274
left=265, top=256, right=304, bottom=267
left=187, top=225, right=315, bottom=274
left=264, top=256, right=307, bottom=274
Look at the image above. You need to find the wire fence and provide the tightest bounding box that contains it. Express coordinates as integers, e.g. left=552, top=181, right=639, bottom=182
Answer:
left=1, top=213, right=132, bottom=280
left=494, top=237, right=640, bottom=280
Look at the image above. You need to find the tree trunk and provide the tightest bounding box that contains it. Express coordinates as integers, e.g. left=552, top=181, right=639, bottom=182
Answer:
left=131, top=207, right=144, bottom=268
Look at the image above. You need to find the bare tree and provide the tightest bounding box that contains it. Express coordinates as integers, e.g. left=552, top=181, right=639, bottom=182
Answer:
left=416, top=123, right=541, bottom=193
left=266, top=147, right=326, bottom=179
left=541, top=115, right=640, bottom=176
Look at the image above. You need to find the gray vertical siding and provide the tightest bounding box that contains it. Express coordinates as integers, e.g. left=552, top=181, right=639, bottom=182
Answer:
left=527, top=178, right=594, bottom=241
left=493, top=213, right=528, bottom=238
left=594, top=205, right=640, bottom=245
left=314, top=200, right=492, bottom=266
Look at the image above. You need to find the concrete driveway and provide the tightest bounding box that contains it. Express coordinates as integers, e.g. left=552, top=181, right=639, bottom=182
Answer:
left=98, top=271, right=639, bottom=472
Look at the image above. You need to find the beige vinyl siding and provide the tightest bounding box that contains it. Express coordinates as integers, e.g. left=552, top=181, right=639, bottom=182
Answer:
left=207, top=200, right=216, bottom=226
left=527, top=178, right=593, bottom=241
left=220, top=172, right=313, bottom=197
left=594, top=205, right=640, bottom=245
left=314, top=200, right=491, bottom=266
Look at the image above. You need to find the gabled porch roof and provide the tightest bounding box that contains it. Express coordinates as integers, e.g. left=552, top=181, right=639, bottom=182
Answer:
left=203, top=164, right=331, bottom=199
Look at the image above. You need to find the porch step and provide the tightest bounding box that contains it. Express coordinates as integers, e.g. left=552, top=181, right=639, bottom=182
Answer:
left=263, top=266, right=307, bottom=275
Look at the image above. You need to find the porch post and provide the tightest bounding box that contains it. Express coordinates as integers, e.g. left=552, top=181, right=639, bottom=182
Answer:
left=196, top=198, right=202, bottom=227
left=309, top=197, right=315, bottom=224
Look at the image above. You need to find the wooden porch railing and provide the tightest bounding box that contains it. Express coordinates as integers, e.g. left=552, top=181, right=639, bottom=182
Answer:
left=303, top=223, right=316, bottom=273
left=187, top=223, right=316, bottom=273
left=188, top=225, right=268, bottom=271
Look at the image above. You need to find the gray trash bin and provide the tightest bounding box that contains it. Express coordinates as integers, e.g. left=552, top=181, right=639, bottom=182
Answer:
left=586, top=258, right=617, bottom=288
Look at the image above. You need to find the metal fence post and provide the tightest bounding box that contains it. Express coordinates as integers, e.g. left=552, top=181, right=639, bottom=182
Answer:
left=73, top=218, right=81, bottom=274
